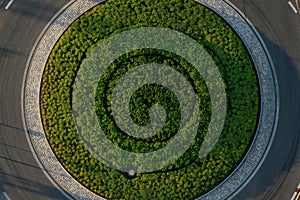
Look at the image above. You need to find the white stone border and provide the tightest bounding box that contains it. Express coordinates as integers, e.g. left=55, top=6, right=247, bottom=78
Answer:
left=195, top=1, right=279, bottom=199
left=22, top=0, right=279, bottom=200
left=22, top=1, right=106, bottom=199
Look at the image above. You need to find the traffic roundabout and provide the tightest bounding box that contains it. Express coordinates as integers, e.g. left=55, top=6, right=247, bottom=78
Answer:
left=22, top=0, right=278, bottom=199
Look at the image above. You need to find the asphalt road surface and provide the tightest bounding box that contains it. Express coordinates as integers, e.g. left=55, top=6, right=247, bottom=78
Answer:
left=230, top=0, right=300, bottom=199
left=0, top=0, right=69, bottom=199
left=0, top=0, right=300, bottom=199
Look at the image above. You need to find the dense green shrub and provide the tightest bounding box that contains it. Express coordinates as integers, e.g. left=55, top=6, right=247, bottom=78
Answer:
left=94, top=49, right=210, bottom=156
left=40, top=0, right=259, bottom=199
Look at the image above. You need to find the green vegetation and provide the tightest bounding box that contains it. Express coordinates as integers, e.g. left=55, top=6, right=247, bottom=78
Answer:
left=40, top=0, right=259, bottom=199
left=72, top=48, right=211, bottom=173
left=92, top=49, right=211, bottom=170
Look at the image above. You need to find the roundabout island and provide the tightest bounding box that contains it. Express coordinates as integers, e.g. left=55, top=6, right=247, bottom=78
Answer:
left=22, top=0, right=278, bottom=199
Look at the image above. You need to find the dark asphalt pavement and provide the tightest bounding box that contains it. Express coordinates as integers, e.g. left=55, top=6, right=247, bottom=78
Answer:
left=230, top=0, right=300, bottom=199
left=0, top=0, right=300, bottom=199
left=0, top=0, right=69, bottom=199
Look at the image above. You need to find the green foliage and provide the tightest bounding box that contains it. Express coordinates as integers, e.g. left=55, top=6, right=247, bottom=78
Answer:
left=40, top=0, right=259, bottom=199
left=94, top=49, right=210, bottom=158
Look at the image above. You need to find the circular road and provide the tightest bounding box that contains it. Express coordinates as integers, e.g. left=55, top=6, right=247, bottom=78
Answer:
left=0, top=0, right=299, bottom=199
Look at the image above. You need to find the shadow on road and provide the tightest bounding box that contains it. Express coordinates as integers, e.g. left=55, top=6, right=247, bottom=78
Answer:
left=0, top=122, right=84, bottom=199
left=0, top=122, right=44, bottom=138
left=233, top=28, right=300, bottom=200
left=0, top=47, right=22, bottom=58
left=0, top=171, right=67, bottom=199
left=5, top=0, right=61, bottom=22
left=0, top=122, right=70, bottom=176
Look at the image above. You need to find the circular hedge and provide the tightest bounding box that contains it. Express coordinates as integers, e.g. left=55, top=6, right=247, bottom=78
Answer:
left=40, top=0, right=260, bottom=199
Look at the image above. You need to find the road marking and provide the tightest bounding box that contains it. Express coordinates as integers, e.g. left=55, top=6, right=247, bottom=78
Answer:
left=2, top=192, right=12, bottom=200
left=4, top=0, right=14, bottom=10
left=289, top=1, right=298, bottom=13
left=291, top=182, right=300, bottom=200
left=297, top=192, right=300, bottom=200
left=295, top=0, right=300, bottom=12
left=291, top=192, right=297, bottom=200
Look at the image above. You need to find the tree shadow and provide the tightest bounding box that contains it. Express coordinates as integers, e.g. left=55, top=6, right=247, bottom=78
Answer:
left=0, top=122, right=70, bottom=178
left=0, top=171, right=62, bottom=199
left=0, top=170, right=94, bottom=199
left=0, top=122, right=44, bottom=138
left=0, top=121, right=93, bottom=199
left=0, top=47, right=22, bottom=58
